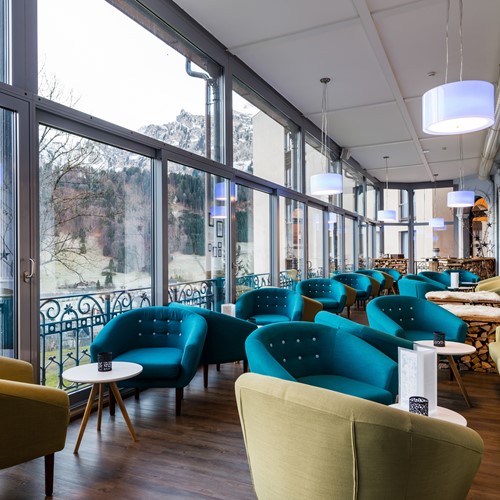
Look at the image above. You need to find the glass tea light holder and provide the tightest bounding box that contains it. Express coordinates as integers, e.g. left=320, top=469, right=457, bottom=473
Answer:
left=433, top=331, right=446, bottom=347
left=98, top=352, right=113, bottom=372
left=409, top=396, right=429, bottom=416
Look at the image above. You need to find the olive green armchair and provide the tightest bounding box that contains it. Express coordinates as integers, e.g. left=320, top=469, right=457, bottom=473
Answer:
left=236, top=372, right=483, bottom=500
left=0, top=357, right=70, bottom=496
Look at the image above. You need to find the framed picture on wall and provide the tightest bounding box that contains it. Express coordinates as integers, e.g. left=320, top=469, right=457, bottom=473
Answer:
left=216, top=220, right=223, bottom=237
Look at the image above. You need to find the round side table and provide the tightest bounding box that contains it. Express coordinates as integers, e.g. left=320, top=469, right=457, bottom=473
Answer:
left=63, top=361, right=143, bottom=454
left=415, top=340, right=476, bottom=408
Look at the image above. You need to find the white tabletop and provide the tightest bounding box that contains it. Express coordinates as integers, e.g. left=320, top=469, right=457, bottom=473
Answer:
left=63, top=362, right=143, bottom=384
left=415, top=340, right=476, bottom=356
left=390, top=404, right=467, bottom=426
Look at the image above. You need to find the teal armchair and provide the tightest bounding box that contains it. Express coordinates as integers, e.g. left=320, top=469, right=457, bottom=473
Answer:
left=314, top=311, right=413, bottom=362
left=366, top=296, right=467, bottom=342
left=398, top=274, right=446, bottom=298
left=168, top=303, right=257, bottom=387
left=355, top=269, right=386, bottom=295
left=332, top=273, right=372, bottom=307
left=295, top=278, right=347, bottom=314
left=90, top=306, right=207, bottom=415
left=418, top=271, right=451, bottom=287
left=443, top=269, right=480, bottom=284
left=245, top=321, right=398, bottom=404
left=373, top=267, right=402, bottom=282
left=235, top=287, right=304, bottom=326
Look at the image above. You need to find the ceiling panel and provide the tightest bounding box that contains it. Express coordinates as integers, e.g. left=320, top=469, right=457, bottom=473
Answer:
left=174, top=0, right=358, bottom=48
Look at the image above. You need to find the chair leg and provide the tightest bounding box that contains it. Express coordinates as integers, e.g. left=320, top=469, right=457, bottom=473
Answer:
left=134, top=388, right=140, bottom=400
left=347, top=306, right=350, bottom=318
left=45, top=453, right=54, bottom=496
left=175, top=388, right=183, bottom=416
left=216, top=363, right=221, bottom=372
left=243, top=359, right=248, bottom=373
left=203, top=364, right=209, bottom=388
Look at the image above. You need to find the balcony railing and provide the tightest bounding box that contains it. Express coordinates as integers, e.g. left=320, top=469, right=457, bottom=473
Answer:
left=39, top=272, right=302, bottom=391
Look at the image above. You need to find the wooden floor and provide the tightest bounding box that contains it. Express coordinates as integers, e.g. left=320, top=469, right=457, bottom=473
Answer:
left=2, top=310, right=500, bottom=499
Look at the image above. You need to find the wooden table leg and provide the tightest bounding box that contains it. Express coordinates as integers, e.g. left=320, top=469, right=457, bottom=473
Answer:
left=447, top=355, right=472, bottom=408
left=74, top=383, right=99, bottom=454
left=97, top=383, right=104, bottom=431
left=109, top=382, right=138, bottom=442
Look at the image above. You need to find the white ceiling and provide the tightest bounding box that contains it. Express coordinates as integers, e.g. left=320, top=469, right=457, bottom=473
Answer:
left=172, top=0, right=500, bottom=184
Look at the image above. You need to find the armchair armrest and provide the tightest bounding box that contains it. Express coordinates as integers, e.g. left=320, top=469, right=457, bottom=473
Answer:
left=0, top=357, right=34, bottom=383
left=366, top=305, right=406, bottom=338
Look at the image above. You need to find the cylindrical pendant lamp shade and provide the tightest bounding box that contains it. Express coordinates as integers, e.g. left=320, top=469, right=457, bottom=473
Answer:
left=429, top=217, right=445, bottom=227
left=447, top=190, right=475, bottom=208
left=215, top=182, right=237, bottom=201
left=310, top=173, right=343, bottom=196
left=377, top=209, right=397, bottom=222
left=210, top=206, right=227, bottom=219
left=422, top=80, right=494, bottom=135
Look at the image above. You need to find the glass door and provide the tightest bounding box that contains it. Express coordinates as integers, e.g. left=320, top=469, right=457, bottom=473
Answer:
left=0, top=94, right=32, bottom=361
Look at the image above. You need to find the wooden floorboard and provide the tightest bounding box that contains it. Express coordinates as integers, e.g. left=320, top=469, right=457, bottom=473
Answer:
left=1, top=309, right=500, bottom=499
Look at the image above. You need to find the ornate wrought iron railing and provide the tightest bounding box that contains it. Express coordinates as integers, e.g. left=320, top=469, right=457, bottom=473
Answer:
left=40, top=288, right=152, bottom=390
left=40, top=272, right=307, bottom=392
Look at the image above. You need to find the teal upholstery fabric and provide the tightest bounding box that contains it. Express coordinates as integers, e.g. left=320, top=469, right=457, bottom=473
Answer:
left=245, top=321, right=398, bottom=403
left=235, top=287, right=304, bottom=325
left=366, top=296, right=467, bottom=343
left=296, top=278, right=346, bottom=314
left=332, top=273, right=372, bottom=301
left=167, top=303, right=257, bottom=365
left=355, top=269, right=386, bottom=293
left=314, top=311, right=412, bottom=362
left=373, top=267, right=402, bottom=281
left=398, top=274, right=446, bottom=297
left=418, top=271, right=451, bottom=287
left=90, top=306, right=207, bottom=412
left=443, top=269, right=480, bottom=284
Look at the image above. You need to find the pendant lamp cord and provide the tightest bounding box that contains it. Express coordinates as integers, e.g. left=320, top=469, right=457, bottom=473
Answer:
left=458, top=134, right=464, bottom=190
left=445, top=0, right=464, bottom=84
left=320, top=77, right=331, bottom=173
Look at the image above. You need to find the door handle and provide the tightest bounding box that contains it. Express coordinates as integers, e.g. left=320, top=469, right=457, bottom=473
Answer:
left=23, top=258, right=35, bottom=282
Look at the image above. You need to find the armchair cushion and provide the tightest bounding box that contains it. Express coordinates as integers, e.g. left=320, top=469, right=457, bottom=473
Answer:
left=114, top=347, right=183, bottom=378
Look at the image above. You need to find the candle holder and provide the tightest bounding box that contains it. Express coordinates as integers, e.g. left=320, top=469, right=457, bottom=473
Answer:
left=409, top=396, right=429, bottom=416
left=97, top=352, right=113, bottom=372
left=433, top=331, right=446, bottom=347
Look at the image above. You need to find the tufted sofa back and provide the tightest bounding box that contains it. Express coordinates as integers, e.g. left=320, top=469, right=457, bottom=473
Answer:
left=236, top=287, right=303, bottom=321
left=296, top=278, right=345, bottom=300
left=332, top=273, right=372, bottom=294
left=246, top=322, right=338, bottom=378
left=90, top=306, right=206, bottom=359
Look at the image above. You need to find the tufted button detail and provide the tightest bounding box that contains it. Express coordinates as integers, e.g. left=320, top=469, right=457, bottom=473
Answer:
left=153, top=332, right=156, bottom=335
left=179, top=333, right=182, bottom=336
left=298, top=356, right=302, bottom=360
left=312, top=337, right=316, bottom=341
left=282, top=340, right=285, bottom=344
left=138, top=319, right=142, bottom=323
left=296, top=339, right=300, bottom=343
left=138, top=332, right=142, bottom=336
left=283, top=358, right=287, bottom=362
left=315, top=354, right=319, bottom=358
left=153, top=319, right=156, bottom=322
left=270, top=343, right=273, bottom=347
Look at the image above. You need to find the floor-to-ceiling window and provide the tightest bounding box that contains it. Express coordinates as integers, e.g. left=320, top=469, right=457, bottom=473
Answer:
left=235, top=185, right=271, bottom=295
left=328, top=212, right=340, bottom=275
left=307, top=206, right=324, bottom=277
left=0, top=0, right=8, bottom=83
left=279, top=197, right=304, bottom=286
left=39, top=126, right=153, bottom=388
left=233, top=79, right=300, bottom=191
left=344, top=217, right=356, bottom=271
left=38, top=0, right=222, bottom=161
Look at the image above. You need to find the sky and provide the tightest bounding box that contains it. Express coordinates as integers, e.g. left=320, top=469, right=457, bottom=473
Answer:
left=38, top=0, right=256, bottom=131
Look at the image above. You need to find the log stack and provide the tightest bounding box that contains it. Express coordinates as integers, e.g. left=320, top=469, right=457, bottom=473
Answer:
left=439, top=304, right=500, bottom=374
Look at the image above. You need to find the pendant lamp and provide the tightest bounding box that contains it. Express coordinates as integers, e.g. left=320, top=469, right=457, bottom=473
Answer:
left=422, top=0, right=494, bottom=135
left=310, top=77, right=343, bottom=196
left=447, top=136, right=475, bottom=208
left=377, top=156, right=397, bottom=222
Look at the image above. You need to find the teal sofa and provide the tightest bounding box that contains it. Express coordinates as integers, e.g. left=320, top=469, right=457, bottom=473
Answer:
left=366, top=296, right=467, bottom=342
left=245, top=321, right=398, bottom=404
